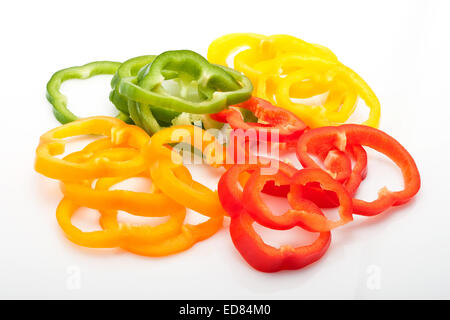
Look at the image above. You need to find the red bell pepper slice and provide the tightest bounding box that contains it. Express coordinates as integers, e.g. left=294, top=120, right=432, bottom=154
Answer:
left=230, top=210, right=331, bottom=273
left=243, top=168, right=353, bottom=232
left=218, top=158, right=297, bottom=217
left=297, top=144, right=368, bottom=208
left=296, top=124, right=420, bottom=216
left=219, top=161, right=331, bottom=272
left=211, top=97, right=308, bottom=143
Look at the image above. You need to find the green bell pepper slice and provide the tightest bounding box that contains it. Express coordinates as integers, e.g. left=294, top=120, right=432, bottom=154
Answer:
left=109, top=55, right=181, bottom=124
left=117, top=50, right=253, bottom=114
left=110, top=55, right=155, bottom=116
left=46, top=61, right=131, bottom=124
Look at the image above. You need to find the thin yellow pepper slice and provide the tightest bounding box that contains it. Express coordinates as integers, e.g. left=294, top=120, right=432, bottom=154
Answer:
left=145, top=125, right=227, bottom=217
left=256, top=54, right=380, bottom=128
left=57, top=141, right=187, bottom=248
left=208, top=33, right=337, bottom=85
left=208, top=33, right=380, bottom=128
left=35, top=117, right=150, bottom=181
left=207, top=33, right=266, bottom=68
left=120, top=214, right=224, bottom=257
left=95, top=175, right=186, bottom=245
left=56, top=198, right=122, bottom=248
left=61, top=145, right=184, bottom=215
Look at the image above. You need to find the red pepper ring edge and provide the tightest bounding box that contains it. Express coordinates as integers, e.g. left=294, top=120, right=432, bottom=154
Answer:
left=295, top=143, right=368, bottom=208
left=297, top=124, right=421, bottom=216
left=211, top=97, right=308, bottom=143
left=229, top=211, right=331, bottom=273
left=227, top=128, right=359, bottom=187
left=218, top=158, right=298, bottom=217
left=243, top=168, right=353, bottom=232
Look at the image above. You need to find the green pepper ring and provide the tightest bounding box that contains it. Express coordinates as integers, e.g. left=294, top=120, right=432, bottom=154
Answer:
left=117, top=55, right=253, bottom=114
left=110, top=55, right=156, bottom=115
left=109, top=55, right=180, bottom=132
left=46, top=61, right=131, bottom=124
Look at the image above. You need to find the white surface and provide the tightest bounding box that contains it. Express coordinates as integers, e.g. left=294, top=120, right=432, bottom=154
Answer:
left=1, top=0, right=449, bottom=299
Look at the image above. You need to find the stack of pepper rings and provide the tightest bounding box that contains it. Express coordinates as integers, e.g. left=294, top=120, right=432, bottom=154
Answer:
left=35, top=117, right=228, bottom=256
left=218, top=121, right=420, bottom=272
left=47, top=50, right=253, bottom=134
left=36, top=34, right=420, bottom=272
left=208, top=33, right=380, bottom=128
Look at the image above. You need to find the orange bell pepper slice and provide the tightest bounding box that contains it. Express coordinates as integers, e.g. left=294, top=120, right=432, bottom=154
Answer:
left=145, top=125, right=227, bottom=218
left=121, top=214, right=223, bottom=257
left=56, top=198, right=122, bottom=248
left=61, top=145, right=184, bottom=215
left=57, top=140, right=187, bottom=247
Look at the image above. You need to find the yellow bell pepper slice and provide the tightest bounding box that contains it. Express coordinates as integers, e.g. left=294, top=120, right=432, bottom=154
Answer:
left=35, top=116, right=150, bottom=181
left=57, top=140, right=187, bottom=248
left=208, top=33, right=381, bottom=128
left=145, top=125, right=227, bottom=218
left=255, top=54, right=380, bottom=128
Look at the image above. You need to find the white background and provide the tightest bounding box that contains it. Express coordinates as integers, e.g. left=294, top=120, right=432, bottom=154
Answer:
left=1, top=0, right=449, bottom=299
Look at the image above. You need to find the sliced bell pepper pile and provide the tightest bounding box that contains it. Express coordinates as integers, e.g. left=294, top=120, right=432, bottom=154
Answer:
left=118, top=50, right=253, bottom=131
left=217, top=160, right=332, bottom=272
left=36, top=34, right=421, bottom=273
left=46, top=61, right=131, bottom=124
left=296, top=124, right=421, bottom=216
left=230, top=210, right=331, bottom=273
left=46, top=50, right=252, bottom=135
left=36, top=117, right=225, bottom=256
left=243, top=167, right=353, bottom=232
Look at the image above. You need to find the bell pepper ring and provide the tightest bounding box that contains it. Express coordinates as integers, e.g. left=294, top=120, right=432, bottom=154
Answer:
left=57, top=146, right=187, bottom=248
left=254, top=69, right=334, bottom=106
left=122, top=143, right=225, bottom=256
left=56, top=192, right=186, bottom=250
left=138, top=50, right=240, bottom=93
left=145, top=125, right=227, bottom=217
left=211, top=97, right=308, bottom=143
left=35, top=117, right=149, bottom=181
left=254, top=54, right=380, bottom=128
left=208, top=33, right=337, bottom=85
left=273, top=68, right=358, bottom=127
left=56, top=198, right=122, bottom=248
left=298, top=144, right=368, bottom=208
left=61, top=169, right=185, bottom=217
left=218, top=159, right=298, bottom=217
left=121, top=214, right=224, bottom=257
left=109, top=55, right=187, bottom=134
left=243, top=167, right=353, bottom=232
left=297, top=124, right=420, bottom=216
left=95, top=175, right=186, bottom=245
left=207, top=33, right=267, bottom=69
left=46, top=61, right=131, bottom=124
left=117, top=50, right=253, bottom=115
left=254, top=62, right=354, bottom=115
left=229, top=210, right=331, bottom=273
left=217, top=158, right=331, bottom=272
left=226, top=124, right=362, bottom=200
left=147, top=124, right=226, bottom=167
left=208, top=32, right=379, bottom=128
